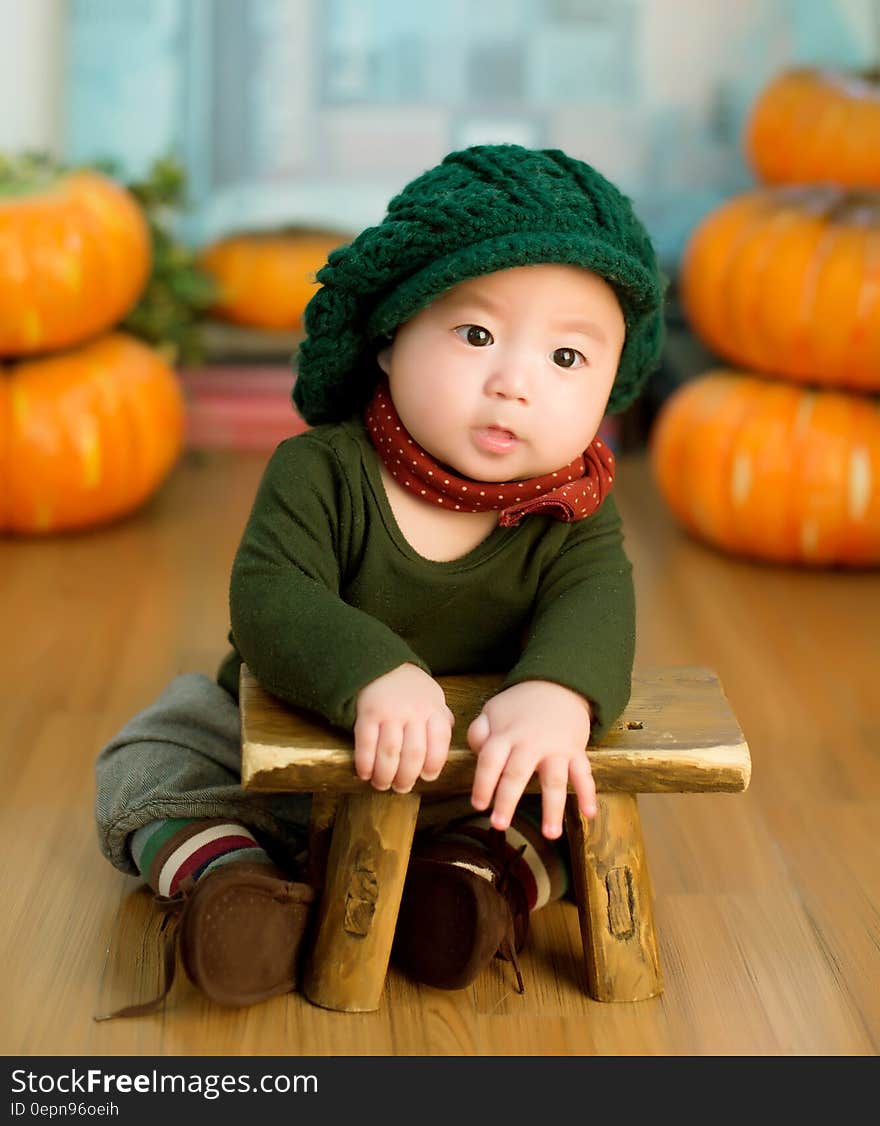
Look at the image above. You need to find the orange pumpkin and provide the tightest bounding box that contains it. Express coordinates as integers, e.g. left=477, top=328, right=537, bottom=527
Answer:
left=745, top=67, right=880, bottom=188
left=650, top=370, right=880, bottom=567
left=0, top=332, right=184, bottom=534
left=680, top=186, right=880, bottom=393
left=0, top=170, right=151, bottom=357
left=198, top=230, right=349, bottom=330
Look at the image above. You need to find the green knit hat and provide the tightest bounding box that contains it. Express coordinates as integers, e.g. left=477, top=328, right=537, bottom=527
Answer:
left=294, top=144, right=665, bottom=425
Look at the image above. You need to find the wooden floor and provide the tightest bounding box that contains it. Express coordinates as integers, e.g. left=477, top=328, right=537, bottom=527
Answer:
left=2, top=447, right=878, bottom=1057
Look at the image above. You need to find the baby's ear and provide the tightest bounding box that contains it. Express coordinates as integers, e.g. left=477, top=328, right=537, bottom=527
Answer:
left=376, top=340, right=393, bottom=374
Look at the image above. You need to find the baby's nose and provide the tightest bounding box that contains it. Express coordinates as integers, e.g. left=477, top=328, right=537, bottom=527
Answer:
left=486, top=366, right=530, bottom=403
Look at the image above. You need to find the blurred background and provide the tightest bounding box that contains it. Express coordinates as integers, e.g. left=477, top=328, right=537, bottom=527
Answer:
left=1, top=0, right=879, bottom=565
left=14, top=1, right=872, bottom=257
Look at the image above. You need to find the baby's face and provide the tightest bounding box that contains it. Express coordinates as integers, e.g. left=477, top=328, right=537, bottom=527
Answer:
left=377, top=264, right=625, bottom=483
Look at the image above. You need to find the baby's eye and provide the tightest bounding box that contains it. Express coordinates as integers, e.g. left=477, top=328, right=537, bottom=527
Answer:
left=552, top=346, right=586, bottom=369
left=454, top=324, right=494, bottom=347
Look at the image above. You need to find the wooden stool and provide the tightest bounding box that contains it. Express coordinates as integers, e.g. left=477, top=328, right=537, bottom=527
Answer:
left=240, top=664, right=750, bottom=1012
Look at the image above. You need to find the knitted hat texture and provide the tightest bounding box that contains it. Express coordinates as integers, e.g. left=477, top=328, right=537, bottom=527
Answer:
left=294, top=144, right=666, bottom=425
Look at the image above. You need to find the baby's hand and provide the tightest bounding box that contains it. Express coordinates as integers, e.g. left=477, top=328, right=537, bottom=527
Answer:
left=467, top=680, right=595, bottom=839
left=354, top=663, right=454, bottom=793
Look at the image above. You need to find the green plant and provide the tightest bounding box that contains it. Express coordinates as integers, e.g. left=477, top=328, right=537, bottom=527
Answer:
left=106, top=155, right=219, bottom=366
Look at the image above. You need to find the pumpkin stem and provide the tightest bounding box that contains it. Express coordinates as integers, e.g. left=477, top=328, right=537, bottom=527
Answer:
left=826, top=190, right=880, bottom=224
left=0, top=151, right=63, bottom=198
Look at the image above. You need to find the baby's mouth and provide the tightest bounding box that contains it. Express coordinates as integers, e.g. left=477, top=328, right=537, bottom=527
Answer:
left=473, top=425, right=520, bottom=453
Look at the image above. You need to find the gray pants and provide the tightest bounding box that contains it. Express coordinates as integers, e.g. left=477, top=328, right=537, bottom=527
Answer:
left=95, top=673, right=312, bottom=877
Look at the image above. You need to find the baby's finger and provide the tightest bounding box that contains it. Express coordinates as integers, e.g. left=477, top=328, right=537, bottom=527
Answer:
left=470, top=733, right=511, bottom=813
left=370, top=721, right=403, bottom=791
left=421, top=711, right=452, bottom=781
left=538, top=757, right=570, bottom=839
left=392, top=723, right=427, bottom=794
left=467, top=711, right=491, bottom=751
left=353, top=717, right=379, bottom=781
left=569, top=751, right=597, bottom=820
left=486, top=748, right=534, bottom=831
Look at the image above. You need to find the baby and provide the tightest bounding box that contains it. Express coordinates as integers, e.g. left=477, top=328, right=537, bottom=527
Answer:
left=95, top=144, right=665, bottom=1014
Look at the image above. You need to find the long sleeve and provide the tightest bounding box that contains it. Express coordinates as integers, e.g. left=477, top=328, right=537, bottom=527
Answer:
left=500, top=494, right=635, bottom=742
left=228, top=432, right=430, bottom=729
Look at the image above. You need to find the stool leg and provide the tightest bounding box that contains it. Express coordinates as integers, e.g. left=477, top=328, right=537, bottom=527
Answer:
left=564, top=792, right=663, bottom=1002
left=303, top=789, right=420, bottom=1012
left=306, top=793, right=339, bottom=891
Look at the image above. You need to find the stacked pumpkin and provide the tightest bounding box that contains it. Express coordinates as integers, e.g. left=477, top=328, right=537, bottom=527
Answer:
left=0, top=168, right=185, bottom=534
left=651, top=68, right=880, bottom=566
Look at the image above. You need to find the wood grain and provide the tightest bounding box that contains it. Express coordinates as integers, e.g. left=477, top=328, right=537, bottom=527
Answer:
left=1, top=447, right=877, bottom=1055
left=241, top=665, right=751, bottom=794
left=242, top=662, right=743, bottom=1007
left=304, top=790, right=420, bottom=1012
left=565, top=794, right=663, bottom=1002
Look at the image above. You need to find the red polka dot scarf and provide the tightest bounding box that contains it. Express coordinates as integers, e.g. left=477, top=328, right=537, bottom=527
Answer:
left=364, top=381, right=615, bottom=528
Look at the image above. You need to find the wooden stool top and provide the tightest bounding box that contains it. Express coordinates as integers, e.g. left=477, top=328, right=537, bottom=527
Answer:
left=240, top=665, right=750, bottom=796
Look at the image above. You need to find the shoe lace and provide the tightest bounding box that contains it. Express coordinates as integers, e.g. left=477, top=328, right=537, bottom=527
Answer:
left=488, top=829, right=527, bottom=994
left=423, top=820, right=529, bottom=994
left=93, top=892, right=185, bottom=1021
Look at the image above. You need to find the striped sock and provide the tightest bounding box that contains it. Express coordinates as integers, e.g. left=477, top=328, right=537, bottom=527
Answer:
left=435, top=805, right=569, bottom=912
left=130, top=818, right=274, bottom=897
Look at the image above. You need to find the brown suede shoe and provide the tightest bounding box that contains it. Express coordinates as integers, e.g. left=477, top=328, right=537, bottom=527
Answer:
left=392, top=830, right=529, bottom=993
left=95, top=862, right=315, bottom=1018
left=179, top=862, right=315, bottom=1007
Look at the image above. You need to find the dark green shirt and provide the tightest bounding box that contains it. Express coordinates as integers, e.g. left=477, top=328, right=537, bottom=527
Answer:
left=217, top=418, right=635, bottom=742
